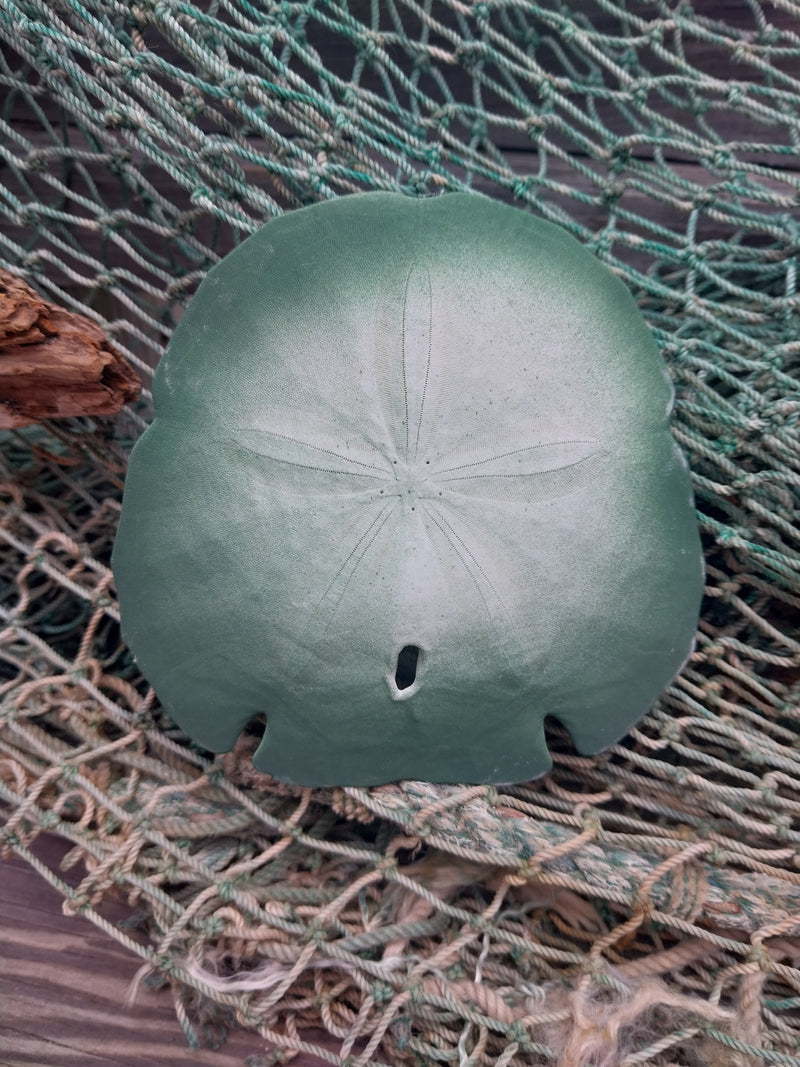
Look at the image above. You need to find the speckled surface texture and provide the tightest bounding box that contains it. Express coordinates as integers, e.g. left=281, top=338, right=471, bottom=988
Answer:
left=112, top=193, right=703, bottom=785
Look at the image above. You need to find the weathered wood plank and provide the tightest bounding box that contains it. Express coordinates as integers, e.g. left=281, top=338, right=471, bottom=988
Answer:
left=0, top=838, right=336, bottom=1067
left=3, top=1029, right=126, bottom=1067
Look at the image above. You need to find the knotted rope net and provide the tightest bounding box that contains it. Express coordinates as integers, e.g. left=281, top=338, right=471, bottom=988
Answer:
left=1, top=2, right=799, bottom=1064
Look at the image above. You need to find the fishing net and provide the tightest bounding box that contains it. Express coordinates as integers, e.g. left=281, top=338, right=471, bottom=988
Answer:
left=1, top=1, right=799, bottom=1064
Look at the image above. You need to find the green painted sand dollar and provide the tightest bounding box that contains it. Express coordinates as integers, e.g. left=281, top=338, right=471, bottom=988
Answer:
left=112, top=192, right=703, bottom=787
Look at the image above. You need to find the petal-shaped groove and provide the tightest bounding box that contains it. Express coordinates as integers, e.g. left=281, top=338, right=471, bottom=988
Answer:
left=289, top=497, right=399, bottom=678
left=422, top=501, right=509, bottom=625
left=401, top=267, right=434, bottom=464
left=373, top=266, right=434, bottom=463
left=436, top=440, right=606, bottom=503
left=234, top=410, right=391, bottom=492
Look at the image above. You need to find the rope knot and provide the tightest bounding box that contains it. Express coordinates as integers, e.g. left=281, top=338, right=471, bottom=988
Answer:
left=455, top=40, right=487, bottom=71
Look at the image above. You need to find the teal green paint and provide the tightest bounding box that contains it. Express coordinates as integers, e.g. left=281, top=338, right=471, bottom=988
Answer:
left=112, top=193, right=703, bottom=786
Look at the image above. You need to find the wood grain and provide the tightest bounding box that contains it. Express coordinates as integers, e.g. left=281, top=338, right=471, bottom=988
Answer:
left=0, top=837, right=335, bottom=1067
left=0, top=270, right=141, bottom=428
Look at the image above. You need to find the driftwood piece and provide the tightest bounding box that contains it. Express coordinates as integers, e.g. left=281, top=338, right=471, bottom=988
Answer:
left=0, top=269, right=141, bottom=428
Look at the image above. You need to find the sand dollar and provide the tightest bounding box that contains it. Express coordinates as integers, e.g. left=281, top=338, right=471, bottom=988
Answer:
left=113, top=193, right=703, bottom=786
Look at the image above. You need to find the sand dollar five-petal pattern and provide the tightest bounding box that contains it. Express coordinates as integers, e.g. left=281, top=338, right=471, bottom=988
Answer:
left=113, top=193, right=703, bottom=786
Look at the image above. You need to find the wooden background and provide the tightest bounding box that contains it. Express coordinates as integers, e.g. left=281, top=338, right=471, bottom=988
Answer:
left=1, top=835, right=335, bottom=1065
